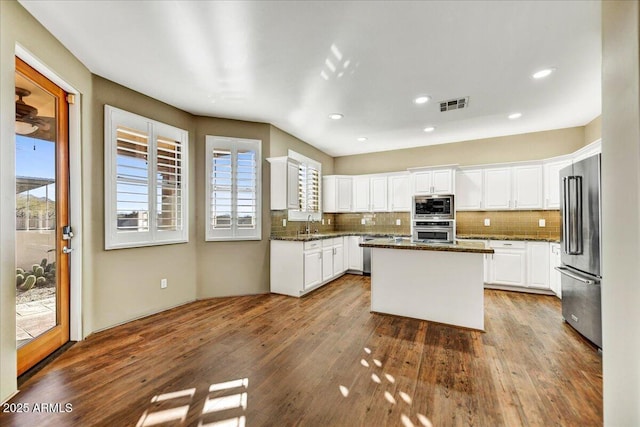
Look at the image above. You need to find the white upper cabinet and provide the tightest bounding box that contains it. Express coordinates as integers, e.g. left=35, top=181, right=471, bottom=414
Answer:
left=323, top=175, right=353, bottom=213
left=512, top=164, right=543, bottom=209
left=411, top=167, right=454, bottom=195
left=353, top=176, right=371, bottom=212
left=482, top=164, right=543, bottom=210
left=543, top=159, right=571, bottom=209
left=268, top=156, right=300, bottom=210
left=483, top=167, right=512, bottom=210
left=352, top=175, right=388, bottom=212
left=388, top=174, right=411, bottom=211
left=370, top=176, right=388, bottom=211
left=455, top=169, right=483, bottom=210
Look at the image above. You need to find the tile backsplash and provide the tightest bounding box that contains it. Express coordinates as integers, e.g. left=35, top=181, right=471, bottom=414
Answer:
left=456, top=210, right=561, bottom=240
left=270, top=211, right=337, bottom=236
left=270, top=211, right=411, bottom=236
left=334, top=212, right=411, bottom=235
left=271, top=209, right=560, bottom=240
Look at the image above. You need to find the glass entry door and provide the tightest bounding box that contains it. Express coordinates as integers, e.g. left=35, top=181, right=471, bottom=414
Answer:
left=15, top=57, right=70, bottom=375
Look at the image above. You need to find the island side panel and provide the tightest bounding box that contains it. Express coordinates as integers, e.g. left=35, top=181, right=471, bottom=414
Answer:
left=370, top=248, right=485, bottom=330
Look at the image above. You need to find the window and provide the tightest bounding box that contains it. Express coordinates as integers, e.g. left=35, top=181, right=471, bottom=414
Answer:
left=104, top=105, right=188, bottom=249
left=206, top=136, right=261, bottom=241
left=288, top=150, right=322, bottom=221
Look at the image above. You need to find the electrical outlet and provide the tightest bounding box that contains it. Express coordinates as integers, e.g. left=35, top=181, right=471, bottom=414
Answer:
left=361, top=218, right=366, bottom=225
left=282, top=218, right=287, bottom=227
left=322, top=218, right=325, bottom=225
left=328, top=219, right=331, bottom=225
left=160, top=278, right=167, bottom=289
left=484, top=218, right=491, bottom=226
left=396, top=219, right=401, bottom=226
left=539, top=219, right=546, bottom=227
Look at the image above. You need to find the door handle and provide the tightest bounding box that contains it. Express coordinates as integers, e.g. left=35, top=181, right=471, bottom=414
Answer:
left=62, top=246, right=73, bottom=254
left=555, top=266, right=597, bottom=285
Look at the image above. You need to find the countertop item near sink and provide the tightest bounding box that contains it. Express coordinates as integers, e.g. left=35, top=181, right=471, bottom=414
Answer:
left=456, top=234, right=560, bottom=243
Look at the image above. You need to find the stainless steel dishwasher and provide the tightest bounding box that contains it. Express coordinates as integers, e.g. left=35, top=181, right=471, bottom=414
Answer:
left=362, top=235, right=376, bottom=275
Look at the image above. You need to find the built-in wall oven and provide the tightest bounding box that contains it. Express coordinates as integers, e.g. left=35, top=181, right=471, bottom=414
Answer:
left=412, top=220, right=455, bottom=243
left=413, top=194, right=454, bottom=219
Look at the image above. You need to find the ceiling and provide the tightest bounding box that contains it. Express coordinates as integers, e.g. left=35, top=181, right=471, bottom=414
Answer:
left=19, top=1, right=602, bottom=157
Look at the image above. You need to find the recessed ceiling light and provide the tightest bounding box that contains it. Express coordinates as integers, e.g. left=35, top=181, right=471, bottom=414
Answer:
left=532, top=68, right=555, bottom=79
left=329, top=113, right=343, bottom=120
left=423, top=126, right=436, bottom=132
left=414, top=96, right=431, bottom=105
left=357, top=137, right=368, bottom=142
left=508, top=113, right=522, bottom=120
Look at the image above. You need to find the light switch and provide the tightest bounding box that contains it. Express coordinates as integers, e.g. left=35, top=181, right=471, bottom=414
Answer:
left=484, top=218, right=491, bottom=226
left=282, top=218, right=287, bottom=227
left=361, top=218, right=366, bottom=225
left=328, top=219, right=331, bottom=225
left=539, top=219, right=546, bottom=227
left=322, top=218, right=325, bottom=225
left=396, top=219, right=401, bottom=226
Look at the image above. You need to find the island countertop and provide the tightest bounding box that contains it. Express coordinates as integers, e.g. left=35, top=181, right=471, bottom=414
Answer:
left=360, top=238, right=494, bottom=254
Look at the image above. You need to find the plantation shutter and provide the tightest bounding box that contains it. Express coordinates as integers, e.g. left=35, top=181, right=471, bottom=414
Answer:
left=105, top=106, right=189, bottom=250
left=206, top=136, right=262, bottom=241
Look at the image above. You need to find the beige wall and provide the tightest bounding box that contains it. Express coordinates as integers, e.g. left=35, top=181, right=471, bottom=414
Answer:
left=601, top=1, right=640, bottom=424
left=90, top=76, right=198, bottom=331
left=334, top=126, right=586, bottom=175
left=1, top=0, right=93, bottom=401
left=194, top=117, right=272, bottom=298
left=584, top=115, right=602, bottom=145
left=270, top=126, right=335, bottom=175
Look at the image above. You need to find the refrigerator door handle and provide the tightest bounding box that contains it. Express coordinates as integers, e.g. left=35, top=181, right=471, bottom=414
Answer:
left=555, top=266, right=598, bottom=285
left=563, top=176, right=583, bottom=255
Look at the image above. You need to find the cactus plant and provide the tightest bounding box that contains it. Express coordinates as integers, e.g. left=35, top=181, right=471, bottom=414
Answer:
left=16, top=267, right=25, bottom=275
left=36, top=276, right=47, bottom=286
left=34, top=266, right=45, bottom=277
left=19, top=275, right=37, bottom=291
left=16, top=273, right=25, bottom=287
left=40, top=258, right=48, bottom=268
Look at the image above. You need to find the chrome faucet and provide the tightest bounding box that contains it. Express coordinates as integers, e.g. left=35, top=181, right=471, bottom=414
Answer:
left=305, top=214, right=312, bottom=235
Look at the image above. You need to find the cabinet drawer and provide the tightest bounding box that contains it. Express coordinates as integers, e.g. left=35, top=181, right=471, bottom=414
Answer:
left=489, top=240, right=526, bottom=249
left=322, top=238, right=335, bottom=248
left=304, top=240, right=322, bottom=250
left=332, top=237, right=343, bottom=247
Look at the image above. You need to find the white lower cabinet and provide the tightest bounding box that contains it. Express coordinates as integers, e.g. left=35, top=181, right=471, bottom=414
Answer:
left=334, top=243, right=345, bottom=276
left=271, top=238, right=347, bottom=297
left=549, top=243, right=562, bottom=298
left=484, top=240, right=554, bottom=293
left=348, top=236, right=363, bottom=271
left=304, top=249, right=322, bottom=289
left=488, top=241, right=527, bottom=286
left=527, top=242, right=550, bottom=289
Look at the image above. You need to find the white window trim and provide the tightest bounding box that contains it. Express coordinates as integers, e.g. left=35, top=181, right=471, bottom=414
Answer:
left=104, top=105, right=189, bottom=250
left=205, top=135, right=262, bottom=241
left=288, top=150, right=322, bottom=222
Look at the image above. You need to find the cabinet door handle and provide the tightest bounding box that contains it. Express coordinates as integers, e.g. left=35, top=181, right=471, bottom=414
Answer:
left=503, top=243, right=512, bottom=246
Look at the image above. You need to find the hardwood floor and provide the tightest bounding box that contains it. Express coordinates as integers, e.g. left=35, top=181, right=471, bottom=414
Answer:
left=1, top=275, right=602, bottom=426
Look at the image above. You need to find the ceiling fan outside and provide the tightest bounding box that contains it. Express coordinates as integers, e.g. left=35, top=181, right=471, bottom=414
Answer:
left=15, top=87, right=53, bottom=138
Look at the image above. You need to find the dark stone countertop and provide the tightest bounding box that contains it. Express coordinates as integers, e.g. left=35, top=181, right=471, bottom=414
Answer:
left=359, top=238, right=494, bottom=254
left=270, top=232, right=410, bottom=242
left=456, top=234, right=560, bottom=243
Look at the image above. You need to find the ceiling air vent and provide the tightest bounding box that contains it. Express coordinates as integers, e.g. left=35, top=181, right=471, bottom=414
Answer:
left=440, top=97, right=469, bottom=112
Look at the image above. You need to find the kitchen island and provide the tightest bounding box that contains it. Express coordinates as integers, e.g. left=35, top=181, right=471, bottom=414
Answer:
left=360, top=238, right=493, bottom=330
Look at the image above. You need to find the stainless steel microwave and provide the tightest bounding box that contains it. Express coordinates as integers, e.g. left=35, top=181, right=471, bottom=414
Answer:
left=413, top=194, right=454, bottom=219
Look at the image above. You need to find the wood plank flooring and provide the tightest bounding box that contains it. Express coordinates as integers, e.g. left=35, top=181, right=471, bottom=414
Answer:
left=1, top=275, right=602, bottom=426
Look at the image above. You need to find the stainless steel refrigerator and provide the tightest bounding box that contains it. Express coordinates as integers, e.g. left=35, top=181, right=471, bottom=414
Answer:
left=558, top=154, right=602, bottom=349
